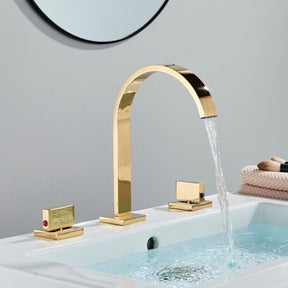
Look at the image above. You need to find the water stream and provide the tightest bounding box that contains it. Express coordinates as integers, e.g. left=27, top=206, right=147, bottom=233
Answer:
left=82, top=118, right=288, bottom=286
left=204, top=117, right=234, bottom=264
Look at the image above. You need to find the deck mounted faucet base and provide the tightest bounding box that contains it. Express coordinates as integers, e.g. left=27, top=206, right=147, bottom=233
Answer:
left=34, top=226, right=84, bottom=240
left=169, top=201, right=212, bottom=211
left=99, top=213, right=146, bottom=226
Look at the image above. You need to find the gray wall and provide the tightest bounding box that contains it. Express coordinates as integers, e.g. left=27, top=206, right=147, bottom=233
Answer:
left=1, top=0, right=288, bottom=238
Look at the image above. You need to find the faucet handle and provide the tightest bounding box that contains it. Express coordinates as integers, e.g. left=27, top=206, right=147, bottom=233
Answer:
left=34, top=204, right=84, bottom=240
left=42, top=204, right=75, bottom=232
left=176, top=181, right=205, bottom=203
left=169, top=181, right=212, bottom=211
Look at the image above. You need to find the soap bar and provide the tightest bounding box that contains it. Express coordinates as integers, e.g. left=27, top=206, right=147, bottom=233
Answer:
left=42, top=205, right=75, bottom=231
left=176, top=181, right=204, bottom=202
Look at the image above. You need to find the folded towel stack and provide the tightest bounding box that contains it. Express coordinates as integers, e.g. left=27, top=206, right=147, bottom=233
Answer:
left=238, top=165, right=288, bottom=200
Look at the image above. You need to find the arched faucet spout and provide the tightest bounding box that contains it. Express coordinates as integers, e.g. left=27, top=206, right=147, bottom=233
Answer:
left=100, top=64, right=217, bottom=225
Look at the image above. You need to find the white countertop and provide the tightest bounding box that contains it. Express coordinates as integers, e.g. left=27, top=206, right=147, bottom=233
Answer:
left=1, top=193, right=288, bottom=288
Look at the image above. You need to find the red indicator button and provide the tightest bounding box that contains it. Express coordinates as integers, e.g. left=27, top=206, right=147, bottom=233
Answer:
left=43, top=220, right=48, bottom=227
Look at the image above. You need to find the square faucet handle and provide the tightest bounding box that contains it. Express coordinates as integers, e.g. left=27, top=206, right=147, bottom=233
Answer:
left=42, top=204, right=75, bottom=231
left=176, top=181, right=205, bottom=203
left=34, top=204, right=84, bottom=240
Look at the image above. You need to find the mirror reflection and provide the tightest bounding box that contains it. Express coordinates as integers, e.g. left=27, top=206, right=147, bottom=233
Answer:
left=31, top=0, right=169, bottom=43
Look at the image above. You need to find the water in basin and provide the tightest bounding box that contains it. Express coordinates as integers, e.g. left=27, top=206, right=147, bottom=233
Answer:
left=85, top=222, right=288, bottom=287
left=30, top=202, right=288, bottom=287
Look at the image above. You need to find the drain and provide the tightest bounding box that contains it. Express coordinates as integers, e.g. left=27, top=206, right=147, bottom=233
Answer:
left=147, top=237, right=159, bottom=250
left=156, top=265, right=208, bottom=282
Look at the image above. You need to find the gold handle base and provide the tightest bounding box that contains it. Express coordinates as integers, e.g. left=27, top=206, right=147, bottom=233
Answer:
left=169, top=200, right=212, bottom=211
left=34, top=226, right=84, bottom=240
left=100, top=213, right=146, bottom=226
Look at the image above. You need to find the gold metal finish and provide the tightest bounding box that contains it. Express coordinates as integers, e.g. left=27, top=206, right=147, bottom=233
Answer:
left=99, top=213, right=146, bottom=226
left=34, top=227, right=84, bottom=240
left=34, top=205, right=84, bottom=240
left=169, top=200, right=212, bottom=211
left=42, top=204, right=75, bottom=231
left=100, top=64, right=217, bottom=225
left=176, top=181, right=204, bottom=203
left=169, top=181, right=212, bottom=211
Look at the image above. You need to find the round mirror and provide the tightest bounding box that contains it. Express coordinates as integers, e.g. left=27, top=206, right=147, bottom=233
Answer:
left=31, top=0, right=169, bottom=43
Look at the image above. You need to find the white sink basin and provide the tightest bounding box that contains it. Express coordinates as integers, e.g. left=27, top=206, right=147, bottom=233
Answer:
left=2, top=193, right=288, bottom=288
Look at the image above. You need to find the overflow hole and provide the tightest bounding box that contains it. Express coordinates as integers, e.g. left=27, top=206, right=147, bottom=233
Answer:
left=147, top=237, right=159, bottom=250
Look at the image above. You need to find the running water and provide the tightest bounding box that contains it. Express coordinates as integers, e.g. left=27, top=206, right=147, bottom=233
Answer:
left=204, top=117, right=234, bottom=264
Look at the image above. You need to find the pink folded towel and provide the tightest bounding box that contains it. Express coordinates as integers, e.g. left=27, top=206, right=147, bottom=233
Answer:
left=238, top=183, right=288, bottom=200
left=239, top=165, right=288, bottom=192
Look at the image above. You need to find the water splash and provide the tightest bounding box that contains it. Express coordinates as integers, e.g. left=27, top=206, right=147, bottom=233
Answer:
left=85, top=223, right=288, bottom=286
left=204, top=117, right=234, bottom=264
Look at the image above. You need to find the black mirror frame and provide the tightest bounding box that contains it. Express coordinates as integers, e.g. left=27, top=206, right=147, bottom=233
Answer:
left=29, top=0, right=170, bottom=44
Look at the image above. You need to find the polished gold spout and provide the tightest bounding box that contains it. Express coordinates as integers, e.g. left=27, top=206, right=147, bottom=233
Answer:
left=100, top=64, right=217, bottom=225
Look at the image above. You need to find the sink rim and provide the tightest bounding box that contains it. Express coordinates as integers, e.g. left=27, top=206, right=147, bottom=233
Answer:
left=2, top=193, right=288, bottom=288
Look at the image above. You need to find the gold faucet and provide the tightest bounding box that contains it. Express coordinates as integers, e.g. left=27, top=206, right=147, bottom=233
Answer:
left=100, top=64, right=217, bottom=226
